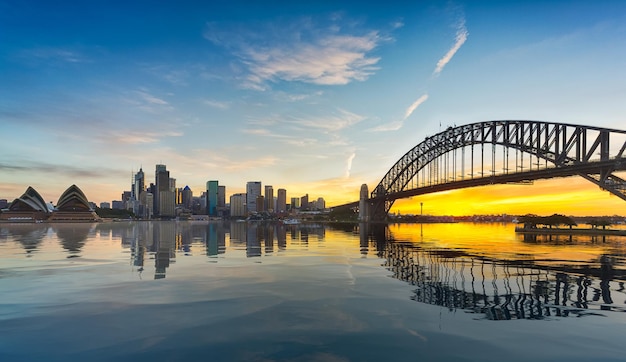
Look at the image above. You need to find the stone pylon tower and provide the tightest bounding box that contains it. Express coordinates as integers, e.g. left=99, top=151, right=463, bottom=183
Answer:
left=358, top=184, right=370, bottom=222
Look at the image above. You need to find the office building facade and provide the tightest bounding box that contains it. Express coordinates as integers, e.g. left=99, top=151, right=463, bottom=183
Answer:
left=246, top=181, right=261, bottom=213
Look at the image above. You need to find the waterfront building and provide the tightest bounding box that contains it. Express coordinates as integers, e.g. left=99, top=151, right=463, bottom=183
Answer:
left=207, top=180, right=219, bottom=216
left=218, top=186, right=225, bottom=207
left=0, top=199, right=8, bottom=209
left=256, top=195, right=265, bottom=213
left=48, top=185, right=100, bottom=222
left=290, top=197, right=300, bottom=210
left=300, top=194, right=309, bottom=210
left=140, top=191, right=153, bottom=219
left=0, top=186, right=51, bottom=222
left=121, top=191, right=131, bottom=209
left=112, top=200, right=124, bottom=209
left=264, top=185, right=273, bottom=212
left=230, top=193, right=246, bottom=217
left=154, top=164, right=169, bottom=216
left=276, top=189, right=287, bottom=214
left=246, top=181, right=262, bottom=213
left=132, top=168, right=145, bottom=200
left=159, top=190, right=176, bottom=218
left=100, top=202, right=111, bottom=209
left=315, top=197, right=325, bottom=210
left=182, top=186, right=193, bottom=210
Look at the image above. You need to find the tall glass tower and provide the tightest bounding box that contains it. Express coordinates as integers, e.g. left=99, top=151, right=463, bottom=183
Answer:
left=206, top=180, right=219, bottom=216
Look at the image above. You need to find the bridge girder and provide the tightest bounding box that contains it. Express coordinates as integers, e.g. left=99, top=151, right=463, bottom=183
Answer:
left=370, top=120, right=626, bottom=221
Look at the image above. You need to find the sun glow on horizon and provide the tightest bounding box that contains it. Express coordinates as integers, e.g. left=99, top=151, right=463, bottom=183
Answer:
left=390, top=177, right=626, bottom=217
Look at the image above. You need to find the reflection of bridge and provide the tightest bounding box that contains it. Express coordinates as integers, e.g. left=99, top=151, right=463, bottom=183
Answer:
left=342, top=121, right=626, bottom=222
left=359, top=224, right=626, bottom=320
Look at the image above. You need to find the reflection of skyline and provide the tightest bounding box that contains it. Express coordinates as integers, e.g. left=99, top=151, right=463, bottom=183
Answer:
left=360, top=224, right=626, bottom=320
left=117, top=221, right=325, bottom=278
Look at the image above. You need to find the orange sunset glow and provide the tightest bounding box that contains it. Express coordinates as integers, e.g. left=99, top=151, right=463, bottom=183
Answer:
left=390, top=175, right=626, bottom=217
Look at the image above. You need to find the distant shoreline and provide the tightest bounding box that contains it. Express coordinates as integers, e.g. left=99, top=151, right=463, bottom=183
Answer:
left=514, top=226, right=626, bottom=236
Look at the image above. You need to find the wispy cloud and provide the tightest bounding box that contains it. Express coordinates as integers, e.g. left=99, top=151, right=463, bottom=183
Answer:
left=367, top=121, right=404, bottom=132
left=367, top=93, right=429, bottom=132
left=204, top=18, right=391, bottom=89
left=345, top=152, right=356, bottom=178
left=129, top=90, right=174, bottom=113
left=287, top=109, right=365, bottom=132
left=105, top=130, right=183, bottom=144
left=203, top=99, right=231, bottom=110
left=433, top=17, right=468, bottom=77
left=0, top=160, right=126, bottom=179
left=19, top=47, right=87, bottom=63
left=137, top=91, right=168, bottom=105
left=404, top=94, right=429, bottom=120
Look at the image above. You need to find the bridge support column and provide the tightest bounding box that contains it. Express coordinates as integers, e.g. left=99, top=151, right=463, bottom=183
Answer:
left=358, top=184, right=370, bottom=222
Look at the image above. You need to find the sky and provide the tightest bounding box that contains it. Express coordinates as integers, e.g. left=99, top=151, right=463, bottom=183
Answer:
left=2, top=0, right=626, bottom=216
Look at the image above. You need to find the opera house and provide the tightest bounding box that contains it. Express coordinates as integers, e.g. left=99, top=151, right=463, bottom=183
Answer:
left=0, top=185, right=101, bottom=223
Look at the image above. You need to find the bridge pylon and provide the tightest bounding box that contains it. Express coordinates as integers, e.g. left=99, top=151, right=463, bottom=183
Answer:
left=358, top=184, right=370, bottom=222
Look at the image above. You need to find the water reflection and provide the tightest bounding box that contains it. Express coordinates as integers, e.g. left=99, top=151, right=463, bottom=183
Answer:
left=2, top=221, right=624, bottom=322
left=108, top=221, right=324, bottom=279
left=0, top=224, right=49, bottom=256
left=54, top=223, right=94, bottom=257
left=358, top=223, right=626, bottom=320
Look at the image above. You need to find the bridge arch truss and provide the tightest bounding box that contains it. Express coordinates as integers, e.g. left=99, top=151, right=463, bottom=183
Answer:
left=370, top=120, right=626, bottom=220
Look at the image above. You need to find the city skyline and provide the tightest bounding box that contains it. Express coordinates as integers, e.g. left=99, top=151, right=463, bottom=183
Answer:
left=2, top=1, right=626, bottom=216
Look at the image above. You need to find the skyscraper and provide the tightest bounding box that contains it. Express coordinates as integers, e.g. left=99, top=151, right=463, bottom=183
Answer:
left=246, top=181, right=261, bottom=213
left=206, top=180, right=218, bottom=216
left=218, top=186, right=225, bottom=207
left=182, top=186, right=193, bottom=210
left=264, top=185, right=273, bottom=212
left=230, top=193, right=246, bottom=217
left=300, top=194, right=309, bottom=210
left=132, top=167, right=145, bottom=200
left=276, top=188, right=287, bottom=214
left=155, top=164, right=169, bottom=216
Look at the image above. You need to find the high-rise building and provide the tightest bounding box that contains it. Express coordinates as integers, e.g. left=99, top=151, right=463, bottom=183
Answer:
left=300, top=194, right=309, bottom=210
left=122, top=191, right=132, bottom=209
left=175, top=187, right=183, bottom=205
left=316, top=197, right=326, bottom=210
left=218, top=186, right=225, bottom=207
left=256, top=195, right=265, bottom=213
left=246, top=181, right=262, bottom=213
left=276, top=188, right=287, bottom=214
left=182, top=186, right=193, bottom=210
left=155, top=164, right=169, bottom=216
left=264, top=185, right=273, bottom=212
left=159, top=190, right=176, bottom=217
left=230, top=193, right=246, bottom=217
left=290, top=197, right=300, bottom=210
left=206, top=181, right=219, bottom=216
left=132, top=168, right=145, bottom=200
left=140, top=191, right=153, bottom=219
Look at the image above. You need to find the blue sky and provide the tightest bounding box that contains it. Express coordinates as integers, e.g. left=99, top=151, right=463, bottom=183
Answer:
left=2, top=1, right=626, bottom=208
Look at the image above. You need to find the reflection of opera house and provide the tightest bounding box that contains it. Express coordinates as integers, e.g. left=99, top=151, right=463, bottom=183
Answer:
left=0, top=185, right=100, bottom=223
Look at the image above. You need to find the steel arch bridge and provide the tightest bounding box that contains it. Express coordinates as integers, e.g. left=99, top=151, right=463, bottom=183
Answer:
left=363, top=120, right=626, bottom=222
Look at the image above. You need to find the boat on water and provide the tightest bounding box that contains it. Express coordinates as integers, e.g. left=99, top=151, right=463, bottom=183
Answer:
left=281, top=218, right=300, bottom=225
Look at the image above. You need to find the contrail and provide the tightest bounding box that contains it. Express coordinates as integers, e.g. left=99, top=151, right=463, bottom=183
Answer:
left=433, top=18, right=468, bottom=76
left=404, top=94, right=429, bottom=120
left=345, top=152, right=356, bottom=178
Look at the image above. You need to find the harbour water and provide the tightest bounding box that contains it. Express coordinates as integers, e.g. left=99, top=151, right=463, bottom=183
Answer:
left=1, top=221, right=625, bottom=361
